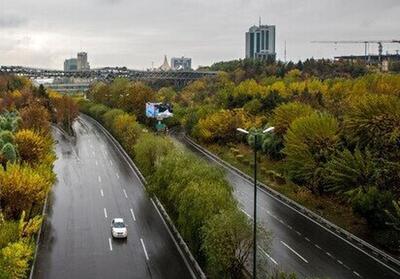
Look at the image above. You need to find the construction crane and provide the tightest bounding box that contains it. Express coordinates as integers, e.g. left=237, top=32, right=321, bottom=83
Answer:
left=311, top=40, right=400, bottom=63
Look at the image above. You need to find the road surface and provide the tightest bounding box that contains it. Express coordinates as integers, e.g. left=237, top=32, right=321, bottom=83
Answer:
left=176, top=135, right=400, bottom=279
left=33, top=117, right=193, bottom=279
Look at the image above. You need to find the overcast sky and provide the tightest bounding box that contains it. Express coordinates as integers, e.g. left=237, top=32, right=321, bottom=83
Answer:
left=1, top=0, right=399, bottom=70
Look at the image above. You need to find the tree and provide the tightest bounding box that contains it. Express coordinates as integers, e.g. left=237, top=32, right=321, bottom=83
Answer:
left=112, top=113, right=142, bottom=156
left=20, top=102, right=51, bottom=134
left=284, top=113, right=340, bottom=195
left=202, top=209, right=271, bottom=279
left=344, top=94, right=400, bottom=156
left=50, top=94, right=79, bottom=133
left=0, top=163, right=51, bottom=218
left=15, top=129, right=50, bottom=165
left=270, top=102, right=314, bottom=136
left=102, top=108, right=125, bottom=130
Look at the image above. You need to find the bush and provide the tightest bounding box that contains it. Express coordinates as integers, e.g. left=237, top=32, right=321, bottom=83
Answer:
left=0, top=240, right=34, bottom=279
left=102, top=108, right=125, bottom=130
left=111, top=113, right=142, bottom=156
left=0, top=143, right=17, bottom=164
left=20, top=103, right=51, bottom=134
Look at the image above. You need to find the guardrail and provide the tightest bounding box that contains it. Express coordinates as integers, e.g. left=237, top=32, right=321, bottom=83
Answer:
left=81, top=114, right=207, bottom=279
left=182, top=134, right=400, bottom=275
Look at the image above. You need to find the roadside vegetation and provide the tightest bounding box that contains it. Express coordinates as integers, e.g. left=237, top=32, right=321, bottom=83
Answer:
left=78, top=96, right=276, bottom=279
left=0, top=75, right=78, bottom=278
left=84, top=59, right=400, bottom=256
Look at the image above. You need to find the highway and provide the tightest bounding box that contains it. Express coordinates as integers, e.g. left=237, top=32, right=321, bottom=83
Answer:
left=175, top=135, right=400, bottom=279
left=33, top=117, right=194, bottom=279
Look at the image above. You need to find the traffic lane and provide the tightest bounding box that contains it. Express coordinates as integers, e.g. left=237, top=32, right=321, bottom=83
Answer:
left=78, top=123, right=151, bottom=279
left=34, top=128, right=109, bottom=279
left=81, top=116, right=194, bottom=279
left=181, top=141, right=398, bottom=279
left=230, top=169, right=398, bottom=279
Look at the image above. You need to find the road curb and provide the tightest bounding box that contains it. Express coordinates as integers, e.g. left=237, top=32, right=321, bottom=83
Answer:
left=181, top=134, right=400, bottom=275
left=80, top=114, right=206, bottom=279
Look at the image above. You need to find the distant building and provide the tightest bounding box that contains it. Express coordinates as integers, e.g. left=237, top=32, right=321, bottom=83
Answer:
left=64, top=58, right=77, bottom=71
left=77, top=52, right=90, bottom=71
left=63, top=52, right=90, bottom=71
left=159, top=55, right=171, bottom=71
left=245, top=23, right=276, bottom=61
left=171, top=57, right=192, bottom=70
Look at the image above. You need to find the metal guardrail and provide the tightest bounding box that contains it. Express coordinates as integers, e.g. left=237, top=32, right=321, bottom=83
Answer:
left=81, top=114, right=206, bottom=279
left=182, top=135, right=400, bottom=275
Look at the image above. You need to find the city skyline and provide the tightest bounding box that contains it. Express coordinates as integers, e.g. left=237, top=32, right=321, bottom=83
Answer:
left=1, top=0, right=400, bottom=70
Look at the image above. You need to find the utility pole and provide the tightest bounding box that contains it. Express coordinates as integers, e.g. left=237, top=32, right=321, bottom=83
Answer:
left=284, top=40, right=287, bottom=63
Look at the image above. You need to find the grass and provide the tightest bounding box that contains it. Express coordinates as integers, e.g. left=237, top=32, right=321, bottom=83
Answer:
left=204, top=142, right=370, bottom=240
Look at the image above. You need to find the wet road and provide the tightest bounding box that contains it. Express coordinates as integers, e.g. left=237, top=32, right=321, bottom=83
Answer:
left=33, top=117, right=193, bottom=279
left=177, top=135, right=400, bottom=279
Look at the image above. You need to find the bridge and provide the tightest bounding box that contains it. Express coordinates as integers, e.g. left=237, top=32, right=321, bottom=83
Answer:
left=0, top=66, right=217, bottom=87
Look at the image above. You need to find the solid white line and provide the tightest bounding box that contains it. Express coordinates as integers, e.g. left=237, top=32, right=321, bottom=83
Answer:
left=280, top=241, right=308, bottom=263
left=239, top=208, right=252, bottom=220
left=100, top=189, right=104, bottom=197
left=140, top=238, right=149, bottom=261
left=123, top=189, right=128, bottom=198
left=116, top=173, right=119, bottom=179
left=258, top=246, right=278, bottom=265
left=98, top=175, right=102, bottom=183
left=130, top=208, right=136, bottom=221
left=104, top=208, right=108, bottom=218
left=108, top=238, right=113, bottom=251
left=95, top=160, right=98, bottom=166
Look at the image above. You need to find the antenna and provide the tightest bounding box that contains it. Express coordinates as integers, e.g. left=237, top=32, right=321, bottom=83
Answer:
left=284, top=40, right=287, bottom=63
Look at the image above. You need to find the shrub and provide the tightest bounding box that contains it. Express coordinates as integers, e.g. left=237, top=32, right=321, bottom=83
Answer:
left=0, top=143, right=17, bottom=164
left=88, top=104, right=110, bottom=120
left=0, top=240, right=34, bottom=279
left=102, top=108, right=125, bottom=130
left=111, top=113, right=142, bottom=156
left=20, top=103, right=51, bottom=134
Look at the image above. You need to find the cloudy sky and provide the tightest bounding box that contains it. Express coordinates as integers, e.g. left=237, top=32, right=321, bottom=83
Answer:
left=1, top=0, right=399, bottom=69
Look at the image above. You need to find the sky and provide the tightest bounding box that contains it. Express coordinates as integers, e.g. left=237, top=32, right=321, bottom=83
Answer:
left=0, top=0, right=400, bottom=70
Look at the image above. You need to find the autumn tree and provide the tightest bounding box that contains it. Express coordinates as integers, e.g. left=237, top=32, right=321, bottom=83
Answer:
left=20, top=102, right=51, bottom=134
left=14, top=129, right=51, bottom=165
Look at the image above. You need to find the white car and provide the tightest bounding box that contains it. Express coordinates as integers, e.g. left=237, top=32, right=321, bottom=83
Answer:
left=111, top=218, right=127, bottom=238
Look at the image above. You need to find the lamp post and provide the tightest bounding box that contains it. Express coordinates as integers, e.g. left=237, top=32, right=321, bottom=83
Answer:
left=237, top=126, right=275, bottom=279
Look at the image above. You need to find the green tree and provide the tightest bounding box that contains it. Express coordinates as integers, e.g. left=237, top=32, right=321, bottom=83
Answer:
left=284, top=113, right=340, bottom=195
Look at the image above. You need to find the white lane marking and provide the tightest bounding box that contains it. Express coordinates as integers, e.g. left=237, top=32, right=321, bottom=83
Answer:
left=108, top=238, right=113, bottom=251
left=116, top=173, right=120, bottom=179
left=239, top=208, right=252, bottom=220
left=326, top=252, right=333, bottom=258
left=100, top=189, right=104, bottom=197
left=337, top=259, right=343, bottom=265
left=98, top=175, right=102, bottom=183
left=315, top=244, right=321, bottom=250
left=130, top=208, right=136, bottom=221
left=258, top=246, right=278, bottom=265
left=140, top=238, right=149, bottom=261
left=95, top=160, right=98, bottom=166
left=305, top=237, right=310, bottom=242
left=280, top=241, right=308, bottom=263
left=123, top=189, right=128, bottom=198
left=104, top=208, right=108, bottom=218
left=353, top=271, right=361, bottom=278
left=92, top=151, right=96, bottom=156
left=296, top=231, right=302, bottom=236
left=90, top=144, right=93, bottom=149
left=109, top=160, right=113, bottom=166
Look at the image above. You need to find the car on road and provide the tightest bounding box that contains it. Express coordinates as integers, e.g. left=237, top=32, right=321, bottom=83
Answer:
left=111, top=218, right=127, bottom=239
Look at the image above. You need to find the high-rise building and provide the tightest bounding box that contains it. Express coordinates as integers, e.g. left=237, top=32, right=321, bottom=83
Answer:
left=171, top=57, right=192, bottom=70
left=245, top=23, right=276, bottom=60
left=64, top=58, right=78, bottom=71
left=77, top=52, right=90, bottom=71
left=159, top=55, right=171, bottom=71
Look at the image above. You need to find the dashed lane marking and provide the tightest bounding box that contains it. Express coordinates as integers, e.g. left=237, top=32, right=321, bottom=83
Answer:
left=140, top=238, right=149, bottom=261
left=123, top=189, right=128, bottom=198
left=280, top=241, right=309, bottom=263
left=98, top=176, right=102, bottom=183
left=130, top=208, right=136, bottom=221
left=104, top=208, right=107, bottom=218
left=258, top=247, right=278, bottom=265
left=100, top=189, right=104, bottom=197
left=108, top=238, right=113, bottom=251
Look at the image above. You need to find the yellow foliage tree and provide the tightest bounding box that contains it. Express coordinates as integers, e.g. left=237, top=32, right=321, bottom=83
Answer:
left=0, top=163, right=51, bottom=218
left=15, top=129, right=51, bottom=165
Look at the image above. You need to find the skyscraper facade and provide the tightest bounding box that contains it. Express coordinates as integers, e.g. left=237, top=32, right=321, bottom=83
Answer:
left=245, top=24, right=276, bottom=60
left=171, top=57, right=192, bottom=70
left=77, top=52, right=90, bottom=71
left=64, top=58, right=78, bottom=71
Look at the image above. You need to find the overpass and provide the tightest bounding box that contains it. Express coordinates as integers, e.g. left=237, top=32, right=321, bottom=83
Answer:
left=0, top=66, right=217, bottom=87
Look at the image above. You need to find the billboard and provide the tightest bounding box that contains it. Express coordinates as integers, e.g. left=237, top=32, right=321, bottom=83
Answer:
left=146, top=102, right=173, bottom=119
left=146, top=102, right=161, bottom=118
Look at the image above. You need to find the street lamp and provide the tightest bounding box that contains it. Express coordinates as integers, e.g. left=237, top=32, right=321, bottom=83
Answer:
left=237, top=126, right=275, bottom=279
